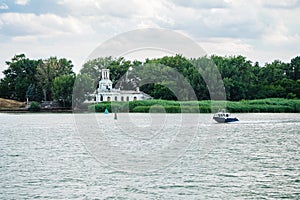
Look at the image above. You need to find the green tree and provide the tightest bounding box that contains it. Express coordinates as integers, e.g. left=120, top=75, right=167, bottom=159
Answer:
left=26, top=84, right=35, bottom=101
left=0, top=54, right=38, bottom=101
left=72, top=73, right=94, bottom=108
left=141, top=55, right=203, bottom=100
left=25, top=83, right=44, bottom=102
left=52, top=74, right=75, bottom=107
left=191, top=56, right=224, bottom=100
left=212, top=55, right=255, bottom=100
left=80, top=57, right=131, bottom=88
left=290, top=56, right=300, bottom=81
left=0, top=78, right=11, bottom=99
left=36, top=57, right=74, bottom=101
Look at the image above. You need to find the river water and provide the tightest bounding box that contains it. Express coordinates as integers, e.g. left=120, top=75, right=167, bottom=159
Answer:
left=0, top=113, right=299, bottom=199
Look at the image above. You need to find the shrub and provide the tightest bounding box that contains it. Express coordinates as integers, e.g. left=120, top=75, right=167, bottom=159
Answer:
left=132, top=106, right=150, bottom=113
left=198, top=106, right=211, bottom=113
left=287, top=93, right=297, bottom=99
left=111, top=102, right=129, bottom=112
left=28, top=101, right=41, bottom=112
left=132, top=105, right=181, bottom=113
left=94, top=103, right=111, bottom=112
left=88, top=98, right=300, bottom=113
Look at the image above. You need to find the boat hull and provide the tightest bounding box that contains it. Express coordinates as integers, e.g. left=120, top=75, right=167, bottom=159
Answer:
left=213, top=116, right=239, bottom=123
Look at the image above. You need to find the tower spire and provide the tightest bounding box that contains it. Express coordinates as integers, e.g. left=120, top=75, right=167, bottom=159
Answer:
left=101, top=69, right=110, bottom=80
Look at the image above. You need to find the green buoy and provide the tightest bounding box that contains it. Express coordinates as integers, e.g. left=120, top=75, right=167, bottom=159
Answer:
left=104, top=108, right=109, bottom=114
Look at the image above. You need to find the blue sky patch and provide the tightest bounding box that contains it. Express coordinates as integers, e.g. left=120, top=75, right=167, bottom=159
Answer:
left=0, top=0, right=67, bottom=15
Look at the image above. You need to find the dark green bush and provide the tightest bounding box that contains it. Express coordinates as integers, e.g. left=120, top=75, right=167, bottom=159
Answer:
left=132, top=106, right=150, bottom=113
left=287, top=93, right=297, bottom=99
left=89, top=102, right=111, bottom=112
left=28, top=101, right=40, bottom=112
left=132, top=105, right=181, bottom=113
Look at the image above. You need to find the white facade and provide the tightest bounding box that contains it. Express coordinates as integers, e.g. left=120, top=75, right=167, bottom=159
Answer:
left=91, top=69, right=152, bottom=102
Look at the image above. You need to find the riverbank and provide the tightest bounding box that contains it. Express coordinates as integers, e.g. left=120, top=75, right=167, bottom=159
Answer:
left=0, top=108, right=73, bottom=113
left=0, top=98, right=25, bottom=108
left=1, top=98, right=299, bottom=113
left=88, top=98, right=300, bottom=113
left=0, top=98, right=74, bottom=113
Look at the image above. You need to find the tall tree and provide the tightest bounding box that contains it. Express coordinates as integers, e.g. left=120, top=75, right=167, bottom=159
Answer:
left=290, top=56, right=300, bottom=81
left=0, top=54, right=38, bottom=101
left=52, top=74, right=75, bottom=107
left=36, top=57, right=74, bottom=101
left=25, top=83, right=43, bottom=102
left=72, top=73, right=94, bottom=108
left=211, top=55, right=255, bottom=100
left=80, top=57, right=131, bottom=88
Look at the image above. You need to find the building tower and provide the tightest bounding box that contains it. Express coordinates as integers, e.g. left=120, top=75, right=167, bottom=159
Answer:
left=98, top=69, right=113, bottom=91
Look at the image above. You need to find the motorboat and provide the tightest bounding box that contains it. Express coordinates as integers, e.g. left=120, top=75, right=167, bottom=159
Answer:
left=213, top=109, right=239, bottom=123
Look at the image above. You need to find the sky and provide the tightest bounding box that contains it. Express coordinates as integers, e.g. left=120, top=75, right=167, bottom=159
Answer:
left=0, top=0, right=300, bottom=77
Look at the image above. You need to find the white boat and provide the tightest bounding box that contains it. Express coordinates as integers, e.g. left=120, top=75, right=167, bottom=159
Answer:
left=213, top=109, right=239, bottom=123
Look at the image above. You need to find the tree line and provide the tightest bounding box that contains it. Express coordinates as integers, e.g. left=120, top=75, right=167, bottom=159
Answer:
left=79, top=54, right=300, bottom=101
left=0, top=54, right=299, bottom=107
left=0, top=54, right=75, bottom=107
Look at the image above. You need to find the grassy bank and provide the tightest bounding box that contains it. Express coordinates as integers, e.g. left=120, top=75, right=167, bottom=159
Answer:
left=88, top=98, right=300, bottom=113
left=0, top=98, right=25, bottom=109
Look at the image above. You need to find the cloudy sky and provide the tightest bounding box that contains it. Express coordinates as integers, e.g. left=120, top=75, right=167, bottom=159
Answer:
left=0, top=0, right=300, bottom=76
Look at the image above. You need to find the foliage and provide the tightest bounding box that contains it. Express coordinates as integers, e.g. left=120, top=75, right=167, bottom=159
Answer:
left=0, top=54, right=75, bottom=104
left=80, top=57, right=131, bottom=88
left=28, top=101, right=41, bottom=112
left=226, top=98, right=300, bottom=113
left=26, top=83, right=43, bottom=102
left=0, top=54, right=39, bottom=101
left=36, top=57, right=74, bottom=101
left=89, top=102, right=111, bottom=113
left=141, top=56, right=202, bottom=101
left=290, top=56, right=300, bottom=80
left=52, top=74, right=76, bottom=107
left=88, top=99, right=300, bottom=113
left=72, top=73, right=95, bottom=108
left=1, top=53, right=300, bottom=109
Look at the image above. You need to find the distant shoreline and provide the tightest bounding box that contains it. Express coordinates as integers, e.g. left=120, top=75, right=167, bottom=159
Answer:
left=1, top=98, right=299, bottom=113
left=0, top=108, right=73, bottom=113
left=87, top=98, right=300, bottom=113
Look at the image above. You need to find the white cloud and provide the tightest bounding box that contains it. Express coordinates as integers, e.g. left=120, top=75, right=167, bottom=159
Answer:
left=0, top=12, right=96, bottom=74
left=0, top=33, right=96, bottom=75
left=15, top=0, right=30, bottom=6
left=1, top=0, right=300, bottom=77
left=0, top=3, right=8, bottom=9
left=201, top=37, right=253, bottom=56
left=262, top=21, right=289, bottom=44
left=263, top=0, right=300, bottom=9
left=0, top=13, right=94, bottom=37
left=171, top=0, right=228, bottom=9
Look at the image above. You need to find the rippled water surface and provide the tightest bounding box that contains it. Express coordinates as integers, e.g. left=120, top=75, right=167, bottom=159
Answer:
left=0, top=113, right=299, bottom=199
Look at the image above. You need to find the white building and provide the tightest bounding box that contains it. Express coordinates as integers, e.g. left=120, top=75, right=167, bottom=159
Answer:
left=90, top=69, right=152, bottom=102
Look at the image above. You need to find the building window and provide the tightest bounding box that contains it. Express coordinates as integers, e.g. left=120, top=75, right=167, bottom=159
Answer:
left=115, top=96, right=118, bottom=101
left=107, top=97, right=111, bottom=102
left=126, top=96, right=129, bottom=101
left=133, top=96, right=137, bottom=101
left=121, top=96, right=124, bottom=101
left=100, top=95, right=103, bottom=101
